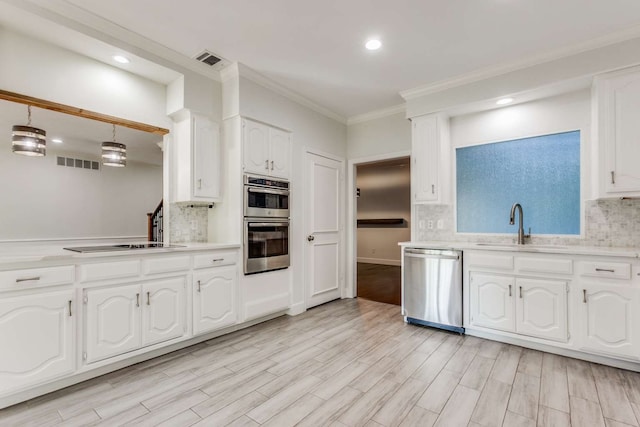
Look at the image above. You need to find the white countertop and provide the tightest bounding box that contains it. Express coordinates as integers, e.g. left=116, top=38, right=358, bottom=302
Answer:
left=0, top=242, right=241, bottom=267
left=400, top=241, right=640, bottom=258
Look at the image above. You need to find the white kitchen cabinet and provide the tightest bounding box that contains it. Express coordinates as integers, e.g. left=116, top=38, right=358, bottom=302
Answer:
left=142, top=278, right=186, bottom=347
left=85, top=284, right=142, bottom=363
left=242, top=118, right=291, bottom=179
left=578, top=282, right=640, bottom=359
left=85, top=278, right=187, bottom=362
left=470, top=273, right=515, bottom=332
left=411, top=114, right=449, bottom=203
left=174, top=112, right=221, bottom=202
left=470, top=272, right=568, bottom=342
left=516, top=278, right=568, bottom=342
left=594, top=66, right=640, bottom=197
left=193, top=265, right=237, bottom=335
left=0, top=290, right=75, bottom=393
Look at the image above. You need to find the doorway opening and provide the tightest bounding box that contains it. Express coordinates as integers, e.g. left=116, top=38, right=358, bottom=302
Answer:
left=355, top=157, right=410, bottom=305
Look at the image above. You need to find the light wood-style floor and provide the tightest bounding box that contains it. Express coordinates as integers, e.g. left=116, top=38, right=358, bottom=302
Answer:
left=2, top=298, right=640, bottom=427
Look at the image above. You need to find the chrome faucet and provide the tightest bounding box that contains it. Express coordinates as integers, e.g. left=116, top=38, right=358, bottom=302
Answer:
left=509, top=203, right=528, bottom=245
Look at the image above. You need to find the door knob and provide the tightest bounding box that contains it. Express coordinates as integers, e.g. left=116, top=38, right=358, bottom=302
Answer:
left=307, top=235, right=315, bottom=242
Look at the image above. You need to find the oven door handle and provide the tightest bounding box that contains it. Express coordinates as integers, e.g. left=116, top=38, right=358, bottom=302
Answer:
left=247, top=187, right=289, bottom=196
left=247, top=222, right=289, bottom=228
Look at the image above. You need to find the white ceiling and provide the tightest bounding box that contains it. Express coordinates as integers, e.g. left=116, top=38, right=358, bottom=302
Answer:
left=5, top=0, right=640, bottom=120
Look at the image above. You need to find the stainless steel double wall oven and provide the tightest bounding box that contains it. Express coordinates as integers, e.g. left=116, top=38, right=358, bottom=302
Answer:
left=243, top=175, right=290, bottom=274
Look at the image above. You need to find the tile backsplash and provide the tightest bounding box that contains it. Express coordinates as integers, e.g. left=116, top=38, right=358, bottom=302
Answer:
left=169, top=203, right=209, bottom=243
left=415, top=199, right=640, bottom=248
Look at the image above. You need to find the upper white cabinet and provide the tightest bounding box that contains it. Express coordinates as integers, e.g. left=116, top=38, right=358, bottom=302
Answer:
left=243, top=118, right=291, bottom=179
left=174, top=112, right=221, bottom=202
left=0, top=290, right=75, bottom=394
left=593, top=66, right=640, bottom=198
left=411, top=114, right=450, bottom=203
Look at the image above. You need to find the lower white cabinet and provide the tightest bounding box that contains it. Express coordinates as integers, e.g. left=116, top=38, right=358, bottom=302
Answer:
left=85, top=278, right=186, bottom=363
left=193, top=266, right=237, bottom=335
left=0, top=290, right=75, bottom=393
left=578, top=282, right=640, bottom=359
left=470, top=272, right=568, bottom=342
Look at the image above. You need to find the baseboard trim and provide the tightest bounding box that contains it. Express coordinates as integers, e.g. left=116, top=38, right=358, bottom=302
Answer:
left=286, top=301, right=306, bottom=316
left=357, top=257, right=401, bottom=266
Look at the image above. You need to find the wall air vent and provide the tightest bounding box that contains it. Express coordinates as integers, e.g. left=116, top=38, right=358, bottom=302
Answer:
left=57, top=156, right=100, bottom=171
left=194, top=50, right=229, bottom=70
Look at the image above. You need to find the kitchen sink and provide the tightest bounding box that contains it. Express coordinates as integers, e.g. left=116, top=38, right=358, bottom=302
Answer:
left=64, top=243, right=185, bottom=253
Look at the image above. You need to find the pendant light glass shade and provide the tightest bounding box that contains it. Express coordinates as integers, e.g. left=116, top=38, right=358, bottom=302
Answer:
left=12, top=106, right=46, bottom=156
left=102, top=125, right=126, bottom=167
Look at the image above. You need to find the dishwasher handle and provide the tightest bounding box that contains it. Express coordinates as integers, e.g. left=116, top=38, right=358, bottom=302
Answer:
left=404, top=249, right=460, bottom=261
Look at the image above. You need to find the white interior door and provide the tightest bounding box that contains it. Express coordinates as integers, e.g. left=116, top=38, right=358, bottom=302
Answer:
left=305, top=152, right=344, bottom=308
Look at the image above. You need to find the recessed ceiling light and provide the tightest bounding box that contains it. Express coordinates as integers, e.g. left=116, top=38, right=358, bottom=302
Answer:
left=113, top=55, right=130, bottom=64
left=52, top=138, right=63, bottom=144
left=365, top=39, right=382, bottom=50
left=496, top=97, right=514, bottom=105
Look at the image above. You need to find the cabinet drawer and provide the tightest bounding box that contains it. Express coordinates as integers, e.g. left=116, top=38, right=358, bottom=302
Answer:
left=465, top=252, right=514, bottom=271
left=193, top=252, right=238, bottom=269
left=143, top=256, right=191, bottom=275
left=579, top=261, right=631, bottom=280
left=80, top=260, right=141, bottom=282
left=516, top=257, right=573, bottom=275
left=0, top=266, right=74, bottom=291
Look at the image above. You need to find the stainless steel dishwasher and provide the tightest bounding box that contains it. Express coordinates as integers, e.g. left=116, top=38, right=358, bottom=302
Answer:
left=402, top=248, right=464, bottom=334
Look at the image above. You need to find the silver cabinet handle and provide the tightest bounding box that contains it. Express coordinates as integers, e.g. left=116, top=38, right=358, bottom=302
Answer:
left=431, top=184, right=435, bottom=194
left=307, top=235, right=315, bottom=242
left=147, top=291, right=151, bottom=306
left=197, top=280, right=201, bottom=292
left=212, top=258, right=224, bottom=263
left=197, top=178, right=202, bottom=189
left=136, top=293, right=140, bottom=307
left=16, top=276, right=40, bottom=283
left=509, top=284, right=512, bottom=297
left=519, top=286, right=523, bottom=299
left=611, top=171, right=616, bottom=184
left=271, top=160, right=274, bottom=170
left=583, top=289, right=587, bottom=303
left=68, top=300, right=72, bottom=317
left=265, top=160, right=269, bottom=170
left=595, top=268, right=615, bottom=273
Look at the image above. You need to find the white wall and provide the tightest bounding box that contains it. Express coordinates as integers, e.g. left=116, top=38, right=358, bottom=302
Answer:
left=0, top=145, right=162, bottom=241
left=347, top=112, right=411, bottom=160
left=0, top=28, right=171, bottom=129
left=356, top=162, right=410, bottom=265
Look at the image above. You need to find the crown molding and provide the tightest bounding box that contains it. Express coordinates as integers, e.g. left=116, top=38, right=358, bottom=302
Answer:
left=400, top=23, right=640, bottom=101
left=347, top=104, right=406, bottom=125
left=236, top=63, right=347, bottom=124
left=3, top=0, right=222, bottom=83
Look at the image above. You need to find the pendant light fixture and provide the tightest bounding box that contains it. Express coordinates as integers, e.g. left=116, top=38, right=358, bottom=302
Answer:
left=12, top=105, right=46, bottom=156
left=101, top=124, right=126, bottom=167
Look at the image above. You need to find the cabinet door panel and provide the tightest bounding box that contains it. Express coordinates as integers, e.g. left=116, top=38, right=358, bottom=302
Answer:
left=193, top=115, right=220, bottom=199
left=243, top=119, right=270, bottom=175
left=516, top=278, right=568, bottom=342
left=0, top=290, right=74, bottom=393
left=85, top=284, right=141, bottom=363
left=470, top=273, right=515, bottom=332
left=606, top=73, right=640, bottom=192
left=193, top=266, right=237, bottom=335
left=580, top=284, right=640, bottom=359
left=142, top=278, right=186, bottom=346
left=412, top=115, right=439, bottom=202
left=269, top=127, right=290, bottom=179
